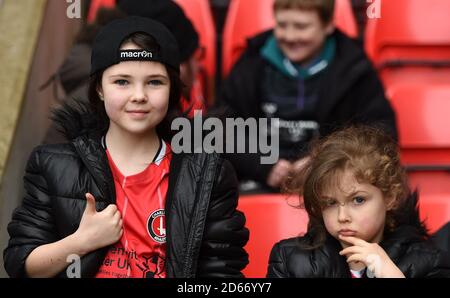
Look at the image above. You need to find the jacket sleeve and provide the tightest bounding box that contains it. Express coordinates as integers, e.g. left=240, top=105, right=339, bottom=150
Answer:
left=3, top=147, right=59, bottom=278
left=196, top=159, right=250, bottom=277
left=423, top=250, right=450, bottom=278
left=266, top=241, right=290, bottom=278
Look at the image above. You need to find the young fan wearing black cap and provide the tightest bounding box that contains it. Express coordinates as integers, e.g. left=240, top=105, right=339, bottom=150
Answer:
left=43, top=0, right=205, bottom=144
left=116, top=0, right=206, bottom=115
left=4, top=16, right=249, bottom=278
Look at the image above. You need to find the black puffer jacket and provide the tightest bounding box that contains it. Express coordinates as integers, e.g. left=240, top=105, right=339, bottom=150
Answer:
left=267, top=194, right=450, bottom=278
left=3, top=103, right=249, bottom=278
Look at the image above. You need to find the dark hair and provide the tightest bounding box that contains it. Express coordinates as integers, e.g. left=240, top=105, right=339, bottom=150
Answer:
left=284, top=126, right=410, bottom=249
left=88, top=32, right=182, bottom=141
left=274, top=0, right=335, bottom=25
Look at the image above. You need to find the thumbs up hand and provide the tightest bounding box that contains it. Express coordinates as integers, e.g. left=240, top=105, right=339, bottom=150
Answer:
left=74, top=193, right=123, bottom=254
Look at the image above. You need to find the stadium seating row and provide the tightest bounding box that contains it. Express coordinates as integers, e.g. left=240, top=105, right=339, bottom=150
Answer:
left=87, top=0, right=450, bottom=85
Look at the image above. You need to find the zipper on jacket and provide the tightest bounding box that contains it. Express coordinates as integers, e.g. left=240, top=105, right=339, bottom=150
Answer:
left=182, top=154, right=219, bottom=277
left=73, top=137, right=115, bottom=204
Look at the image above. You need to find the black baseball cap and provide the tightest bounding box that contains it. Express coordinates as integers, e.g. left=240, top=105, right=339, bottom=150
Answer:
left=90, top=16, right=180, bottom=75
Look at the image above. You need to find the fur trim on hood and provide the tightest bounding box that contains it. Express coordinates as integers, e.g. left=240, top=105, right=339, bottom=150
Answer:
left=50, top=99, right=106, bottom=141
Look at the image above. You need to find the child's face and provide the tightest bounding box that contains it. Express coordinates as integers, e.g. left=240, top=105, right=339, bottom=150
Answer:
left=321, top=169, right=389, bottom=248
left=274, top=8, right=334, bottom=64
left=100, top=42, right=170, bottom=136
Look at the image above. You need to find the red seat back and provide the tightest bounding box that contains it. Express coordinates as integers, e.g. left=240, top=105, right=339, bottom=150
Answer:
left=238, top=194, right=308, bottom=277
left=366, top=0, right=450, bottom=63
left=222, top=0, right=358, bottom=76
left=387, top=83, right=450, bottom=166
left=418, top=194, right=450, bottom=234
left=365, top=0, right=450, bottom=86
left=408, top=171, right=450, bottom=234
left=390, top=82, right=450, bottom=234
left=380, top=67, right=450, bottom=90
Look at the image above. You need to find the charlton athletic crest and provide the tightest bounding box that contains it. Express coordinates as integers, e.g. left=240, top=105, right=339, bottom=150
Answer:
left=147, top=209, right=166, bottom=243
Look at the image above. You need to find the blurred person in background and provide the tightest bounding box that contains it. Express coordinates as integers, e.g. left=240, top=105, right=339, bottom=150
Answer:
left=216, top=0, right=397, bottom=192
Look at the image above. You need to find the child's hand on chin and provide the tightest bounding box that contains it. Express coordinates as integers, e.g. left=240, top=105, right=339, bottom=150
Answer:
left=338, top=235, right=406, bottom=278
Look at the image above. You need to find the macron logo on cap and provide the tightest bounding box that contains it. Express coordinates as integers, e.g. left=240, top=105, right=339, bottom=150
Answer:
left=120, top=49, right=154, bottom=61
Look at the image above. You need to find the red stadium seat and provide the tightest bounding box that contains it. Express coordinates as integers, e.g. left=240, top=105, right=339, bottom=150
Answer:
left=222, top=0, right=358, bottom=76
left=419, top=196, right=450, bottom=234
left=365, top=0, right=450, bottom=87
left=387, top=83, right=450, bottom=167
left=389, top=82, right=450, bottom=233
left=410, top=171, right=450, bottom=234
left=87, top=0, right=116, bottom=23
left=174, top=0, right=216, bottom=102
left=238, top=194, right=308, bottom=277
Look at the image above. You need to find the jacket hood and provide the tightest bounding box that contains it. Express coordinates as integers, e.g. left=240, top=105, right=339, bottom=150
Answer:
left=246, top=29, right=365, bottom=70
left=51, top=99, right=106, bottom=141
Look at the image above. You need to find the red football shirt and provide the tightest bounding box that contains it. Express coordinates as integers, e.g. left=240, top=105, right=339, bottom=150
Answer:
left=95, top=140, right=171, bottom=278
